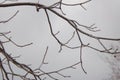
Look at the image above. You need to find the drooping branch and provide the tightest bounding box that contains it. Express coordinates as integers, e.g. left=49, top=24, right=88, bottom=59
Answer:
left=47, top=8, right=120, bottom=41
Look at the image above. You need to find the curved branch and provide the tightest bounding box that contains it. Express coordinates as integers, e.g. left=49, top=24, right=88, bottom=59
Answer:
left=0, top=2, right=44, bottom=8
left=47, top=8, right=120, bottom=41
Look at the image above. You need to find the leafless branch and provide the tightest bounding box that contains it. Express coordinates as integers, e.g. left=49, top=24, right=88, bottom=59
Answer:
left=0, top=33, right=33, bottom=47
left=0, top=0, right=120, bottom=80
left=0, top=10, right=19, bottom=23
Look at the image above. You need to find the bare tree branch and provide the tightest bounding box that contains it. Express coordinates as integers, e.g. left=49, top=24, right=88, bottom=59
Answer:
left=0, top=10, right=19, bottom=23
left=0, top=0, right=120, bottom=80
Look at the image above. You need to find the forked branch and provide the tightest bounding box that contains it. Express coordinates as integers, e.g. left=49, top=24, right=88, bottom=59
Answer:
left=0, top=0, right=120, bottom=80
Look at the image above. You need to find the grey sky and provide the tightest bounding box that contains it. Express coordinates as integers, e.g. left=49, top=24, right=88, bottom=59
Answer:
left=0, top=0, right=120, bottom=80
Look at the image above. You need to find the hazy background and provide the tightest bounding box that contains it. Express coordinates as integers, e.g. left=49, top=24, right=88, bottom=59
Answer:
left=0, top=0, right=120, bottom=80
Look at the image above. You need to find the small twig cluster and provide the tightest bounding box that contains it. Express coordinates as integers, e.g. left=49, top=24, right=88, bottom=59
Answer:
left=0, top=0, right=120, bottom=80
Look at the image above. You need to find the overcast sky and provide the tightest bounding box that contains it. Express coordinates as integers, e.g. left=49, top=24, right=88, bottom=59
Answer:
left=0, top=0, right=120, bottom=80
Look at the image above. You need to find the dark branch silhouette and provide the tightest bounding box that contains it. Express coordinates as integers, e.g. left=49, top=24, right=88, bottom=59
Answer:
left=0, top=0, right=120, bottom=80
